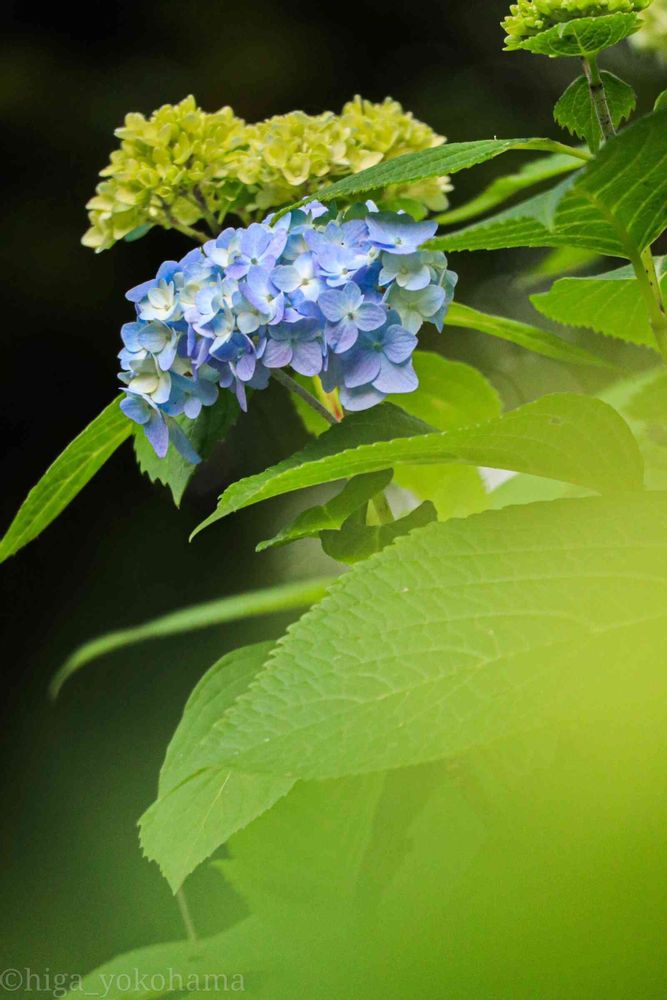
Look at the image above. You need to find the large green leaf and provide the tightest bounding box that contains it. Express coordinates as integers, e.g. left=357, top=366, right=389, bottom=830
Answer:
left=134, top=393, right=238, bottom=506
left=433, top=178, right=626, bottom=257
left=435, top=110, right=667, bottom=259
left=488, top=366, right=667, bottom=509
left=532, top=258, right=667, bottom=349
left=51, top=577, right=335, bottom=697
left=198, top=493, right=667, bottom=782
left=140, top=642, right=294, bottom=891
left=61, top=922, right=254, bottom=1000
left=436, top=152, right=581, bottom=226
left=506, top=12, right=642, bottom=56
left=0, top=399, right=131, bottom=565
left=193, top=394, right=643, bottom=535
left=554, top=72, right=636, bottom=153
left=574, top=108, right=667, bottom=254
left=296, top=138, right=588, bottom=207
left=445, top=302, right=612, bottom=367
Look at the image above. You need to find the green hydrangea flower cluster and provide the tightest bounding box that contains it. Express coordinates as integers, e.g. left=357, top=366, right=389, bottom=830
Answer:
left=83, top=96, right=450, bottom=252
left=83, top=96, right=247, bottom=251
left=631, top=0, right=667, bottom=52
left=502, top=0, right=652, bottom=41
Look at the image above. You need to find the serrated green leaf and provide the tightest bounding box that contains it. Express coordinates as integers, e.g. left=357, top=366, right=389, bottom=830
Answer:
left=293, top=138, right=589, bottom=208
left=436, top=152, right=581, bottom=226
left=507, top=12, right=642, bottom=56
left=554, top=72, right=636, bottom=152
left=574, top=108, right=667, bottom=253
left=446, top=301, right=612, bottom=367
left=0, top=399, right=131, bottom=565
left=432, top=177, right=625, bottom=257
left=532, top=258, right=667, bottom=348
left=140, top=642, right=294, bottom=891
left=321, top=500, right=437, bottom=564
left=256, top=470, right=392, bottom=552
left=488, top=367, right=667, bottom=509
left=202, top=494, right=667, bottom=782
left=51, top=576, right=336, bottom=697
left=134, top=394, right=239, bottom=506
left=655, top=89, right=667, bottom=112
left=436, top=111, right=667, bottom=258
left=193, top=394, right=642, bottom=536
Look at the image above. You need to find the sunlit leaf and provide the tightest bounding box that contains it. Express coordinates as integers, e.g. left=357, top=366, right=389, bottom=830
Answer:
left=532, top=258, right=666, bottom=349
left=140, top=642, right=294, bottom=891
left=204, top=494, right=667, bottom=781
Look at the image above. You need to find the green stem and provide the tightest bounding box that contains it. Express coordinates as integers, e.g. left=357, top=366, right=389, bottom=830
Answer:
left=313, top=377, right=344, bottom=422
left=176, top=888, right=197, bottom=942
left=271, top=369, right=339, bottom=426
left=633, top=249, right=667, bottom=365
left=581, top=58, right=667, bottom=364
left=192, top=187, right=221, bottom=235
left=159, top=200, right=209, bottom=244
left=582, top=54, right=615, bottom=144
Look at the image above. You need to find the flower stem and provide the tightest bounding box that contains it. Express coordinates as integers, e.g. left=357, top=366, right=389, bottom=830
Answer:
left=313, top=377, right=344, bottom=422
left=192, top=187, right=221, bottom=236
left=632, top=249, right=667, bottom=365
left=582, top=55, right=615, bottom=144
left=271, top=369, right=340, bottom=426
left=159, top=200, right=209, bottom=244
left=176, top=887, right=197, bottom=942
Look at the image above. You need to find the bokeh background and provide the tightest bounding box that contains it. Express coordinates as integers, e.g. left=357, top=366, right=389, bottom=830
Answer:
left=2, top=0, right=665, bottom=983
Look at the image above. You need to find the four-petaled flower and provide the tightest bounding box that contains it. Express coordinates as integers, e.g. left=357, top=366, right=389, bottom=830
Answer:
left=319, top=282, right=387, bottom=353
left=260, top=319, right=324, bottom=376
left=366, top=213, right=438, bottom=255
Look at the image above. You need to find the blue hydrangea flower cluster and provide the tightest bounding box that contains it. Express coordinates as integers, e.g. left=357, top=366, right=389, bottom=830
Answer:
left=118, top=201, right=457, bottom=460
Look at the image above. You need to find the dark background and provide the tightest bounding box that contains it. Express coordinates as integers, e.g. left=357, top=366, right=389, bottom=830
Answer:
left=1, top=0, right=664, bottom=977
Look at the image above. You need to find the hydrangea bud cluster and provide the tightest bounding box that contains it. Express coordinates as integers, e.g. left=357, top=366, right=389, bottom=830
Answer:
left=502, top=0, right=652, bottom=40
left=631, top=0, right=667, bottom=52
left=84, top=96, right=451, bottom=252
left=118, top=202, right=457, bottom=461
